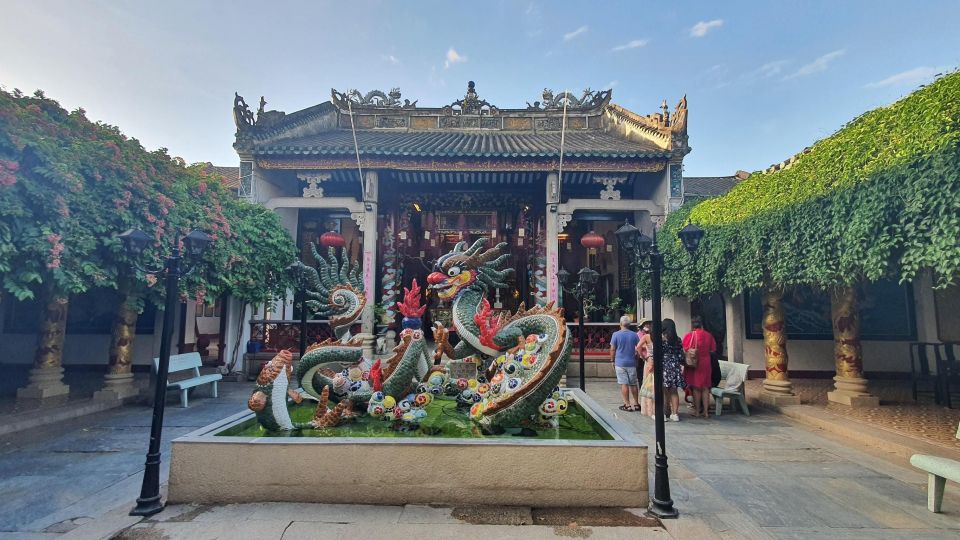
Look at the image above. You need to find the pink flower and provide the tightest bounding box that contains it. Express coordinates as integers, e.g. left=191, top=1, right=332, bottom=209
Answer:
left=46, top=233, right=64, bottom=269
left=145, top=274, right=157, bottom=287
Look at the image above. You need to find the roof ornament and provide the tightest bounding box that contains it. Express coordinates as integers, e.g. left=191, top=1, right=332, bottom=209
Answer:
left=233, top=92, right=256, bottom=131
left=444, top=81, right=499, bottom=116
left=330, top=88, right=416, bottom=109
left=530, top=88, right=612, bottom=110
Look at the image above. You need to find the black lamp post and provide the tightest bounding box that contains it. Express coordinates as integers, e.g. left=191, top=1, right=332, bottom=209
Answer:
left=557, top=266, right=599, bottom=391
left=286, top=261, right=313, bottom=360
left=120, top=228, right=212, bottom=517
left=615, top=219, right=703, bottom=520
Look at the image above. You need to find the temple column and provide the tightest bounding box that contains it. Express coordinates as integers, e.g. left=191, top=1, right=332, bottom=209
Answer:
left=545, top=172, right=561, bottom=305
left=724, top=293, right=744, bottom=363
left=18, top=288, right=71, bottom=400
left=94, top=291, right=141, bottom=401
left=827, top=285, right=879, bottom=407
left=358, top=170, right=379, bottom=347
left=759, top=284, right=800, bottom=405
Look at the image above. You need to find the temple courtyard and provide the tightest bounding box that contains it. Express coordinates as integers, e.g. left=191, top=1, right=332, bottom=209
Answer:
left=0, top=380, right=957, bottom=539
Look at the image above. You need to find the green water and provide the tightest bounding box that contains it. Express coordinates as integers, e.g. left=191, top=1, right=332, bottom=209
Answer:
left=216, top=399, right=614, bottom=440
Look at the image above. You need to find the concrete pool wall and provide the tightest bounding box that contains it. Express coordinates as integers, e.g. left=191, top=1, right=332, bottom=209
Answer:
left=168, top=389, right=648, bottom=507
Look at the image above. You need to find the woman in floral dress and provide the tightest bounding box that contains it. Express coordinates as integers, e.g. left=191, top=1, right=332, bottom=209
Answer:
left=660, top=318, right=686, bottom=422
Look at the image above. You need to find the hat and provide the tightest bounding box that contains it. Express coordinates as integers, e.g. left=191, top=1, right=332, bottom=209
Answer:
left=638, top=318, right=652, bottom=327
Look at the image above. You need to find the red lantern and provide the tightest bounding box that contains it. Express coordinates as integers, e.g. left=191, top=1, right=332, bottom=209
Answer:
left=320, top=230, right=345, bottom=248
left=580, top=230, right=605, bottom=250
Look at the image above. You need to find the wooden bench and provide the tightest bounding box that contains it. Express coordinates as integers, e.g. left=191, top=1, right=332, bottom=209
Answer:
left=153, top=352, right=222, bottom=408
left=711, top=360, right=750, bottom=416
left=910, top=422, right=960, bottom=512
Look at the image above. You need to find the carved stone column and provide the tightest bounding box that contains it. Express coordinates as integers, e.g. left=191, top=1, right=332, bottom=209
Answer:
left=827, top=286, right=879, bottom=407
left=94, top=293, right=141, bottom=401
left=18, top=292, right=71, bottom=400
left=759, top=285, right=800, bottom=405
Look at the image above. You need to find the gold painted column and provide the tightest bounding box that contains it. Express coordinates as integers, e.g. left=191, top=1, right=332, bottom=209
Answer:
left=94, top=293, right=141, bottom=401
left=827, top=286, right=879, bottom=407
left=17, top=291, right=71, bottom=400
left=759, top=285, right=800, bottom=405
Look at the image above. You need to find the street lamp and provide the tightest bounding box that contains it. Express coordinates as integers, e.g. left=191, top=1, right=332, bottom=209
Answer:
left=615, top=219, right=703, bottom=520
left=286, top=261, right=313, bottom=360
left=557, top=266, right=599, bottom=391
left=120, top=228, right=211, bottom=517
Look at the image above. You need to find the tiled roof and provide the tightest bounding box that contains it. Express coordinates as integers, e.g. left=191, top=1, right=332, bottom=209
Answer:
left=201, top=164, right=240, bottom=189
left=248, top=130, right=670, bottom=159
left=684, top=176, right=742, bottom=197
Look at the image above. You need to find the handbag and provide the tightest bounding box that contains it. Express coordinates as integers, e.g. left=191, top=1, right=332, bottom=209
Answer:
left=684, top=332, right=699, bottom=369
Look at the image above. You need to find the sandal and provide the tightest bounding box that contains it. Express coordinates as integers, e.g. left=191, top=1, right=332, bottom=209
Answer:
left=618, top=405, right=632, bottom=412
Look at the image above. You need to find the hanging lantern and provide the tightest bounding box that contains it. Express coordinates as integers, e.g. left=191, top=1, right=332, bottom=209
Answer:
left=580, top=230, right=605, bottom=250
left=320, top=230, right=345, bottom=248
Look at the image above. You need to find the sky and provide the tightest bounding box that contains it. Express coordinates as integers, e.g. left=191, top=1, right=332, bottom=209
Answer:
left=1, top=0, right=958, bottom=177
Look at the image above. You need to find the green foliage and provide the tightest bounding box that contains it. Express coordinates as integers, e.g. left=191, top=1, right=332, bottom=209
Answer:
left=0, top=87, right=296, bottom=308
left=655, top=71, right=960, bottom=298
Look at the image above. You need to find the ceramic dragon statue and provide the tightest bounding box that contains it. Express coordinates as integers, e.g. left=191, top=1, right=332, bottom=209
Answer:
left=247, top=247, right=430, bottom=431
left=429, top=239, right=572, bottom=429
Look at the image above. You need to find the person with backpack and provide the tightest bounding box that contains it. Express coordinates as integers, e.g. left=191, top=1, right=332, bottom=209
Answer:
left=682, top=316, right=716, bottom=419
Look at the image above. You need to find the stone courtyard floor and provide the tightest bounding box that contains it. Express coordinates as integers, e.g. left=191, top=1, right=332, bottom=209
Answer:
left=745, top=379, right=960, bottom=454
left=0, top=379, right=957, bottom=539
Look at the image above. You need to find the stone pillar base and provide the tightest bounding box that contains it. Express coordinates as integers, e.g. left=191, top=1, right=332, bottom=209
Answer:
left=827, top=376, right=879, bottom=407
left=760, top=378, right=799, bottom=404
left=17, top=366, right=70, bottom=400
left=93, top=372, right=140, bottom=402
left=358, top=333, right=376, bottom=360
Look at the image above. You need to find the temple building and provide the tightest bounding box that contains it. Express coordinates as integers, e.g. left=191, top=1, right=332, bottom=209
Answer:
left=226, top=82, right=691, bottom=373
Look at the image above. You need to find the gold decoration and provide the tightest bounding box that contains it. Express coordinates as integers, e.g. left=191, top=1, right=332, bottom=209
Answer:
left=762, top=285, right=790, bottom=381
left=107, top=296, right=138, bottom=375
left=34, top=294, right=69, bottom=369
left=831, top=286, right=863, bottom=379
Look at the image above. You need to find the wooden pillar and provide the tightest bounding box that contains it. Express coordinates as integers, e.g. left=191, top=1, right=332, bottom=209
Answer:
left=827, top=285, right=879, bottom=407
left=759, top=285, right=800, bottom=405
left=18, top=288, right=71, bottom=400
left=94, top=292, right=141, bottom=401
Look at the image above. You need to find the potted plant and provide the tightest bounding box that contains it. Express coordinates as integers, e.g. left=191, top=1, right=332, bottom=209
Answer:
left=373, top=303, right=392, bottom=325
left=606, top=298, right=624, bottom=322
left=625, top=304, right=637, bottom=322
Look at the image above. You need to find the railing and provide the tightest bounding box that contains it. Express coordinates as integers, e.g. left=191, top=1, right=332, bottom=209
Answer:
left=248, top=319, right=361, bottom=352
left=566, top=322, right=621, bottom=356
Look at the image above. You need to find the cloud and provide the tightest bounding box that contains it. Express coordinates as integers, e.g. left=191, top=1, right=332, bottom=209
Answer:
left=690, top=19, right=723, bottom=37
left=756, top=60, right=788, bottom=78
left=382, top=55, right=400, bottom=65
left=864, top=66, right=944, bottom=88
left=611, top=39, right=649, bottom=52
left=444, top=47, right=467, bottom=68
left=563, top=25, right=588, bottom=41
left=783, top=49, right=845, bottom=80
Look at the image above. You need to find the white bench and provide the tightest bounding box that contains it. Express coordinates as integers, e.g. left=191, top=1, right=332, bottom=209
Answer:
left=910, top=422, right=960, bottom=512
left=711, top=360, right=750, bottom=416
left=153, top=352, right=222, bottom=408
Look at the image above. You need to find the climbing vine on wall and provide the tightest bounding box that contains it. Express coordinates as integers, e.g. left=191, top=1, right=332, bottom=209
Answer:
left=648, top=71, right=960, bottom=299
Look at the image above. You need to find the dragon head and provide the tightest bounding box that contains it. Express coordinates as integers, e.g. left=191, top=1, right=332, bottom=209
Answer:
left=427, top=238, right=513, bottom=301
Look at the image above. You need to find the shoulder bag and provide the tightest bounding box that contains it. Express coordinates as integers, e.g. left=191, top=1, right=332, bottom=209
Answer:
left=684, top=331, right=699, bottom=369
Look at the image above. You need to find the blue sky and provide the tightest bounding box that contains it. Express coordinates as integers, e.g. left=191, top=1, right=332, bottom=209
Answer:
left=1, top=0, right=957, bottom=177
